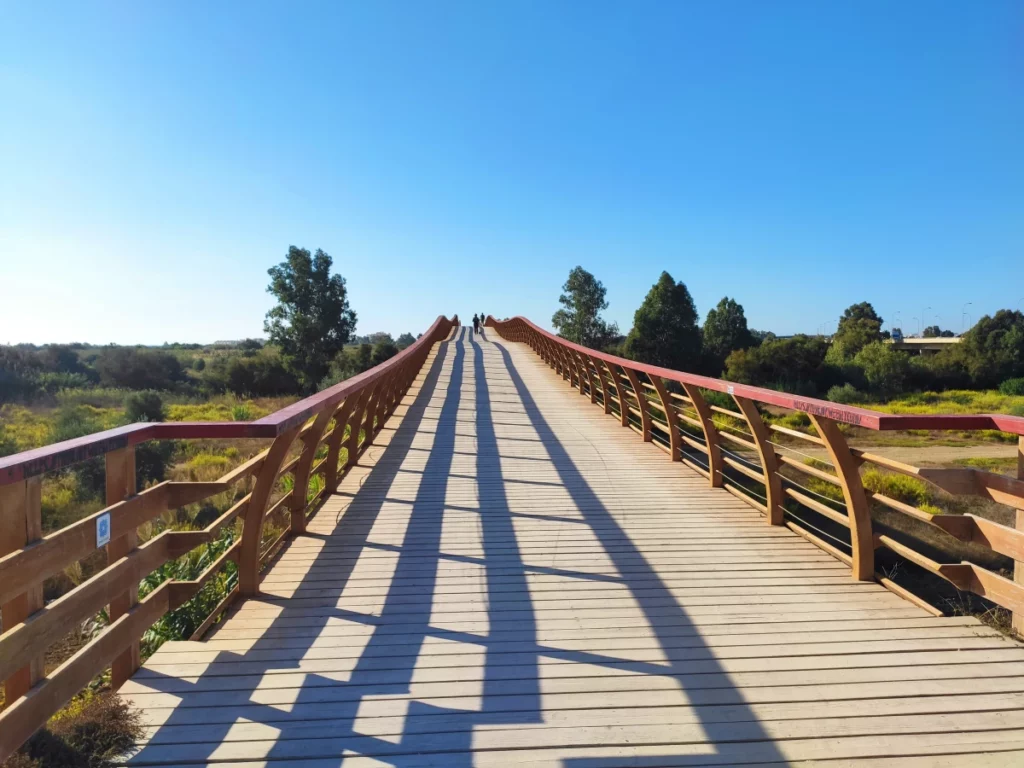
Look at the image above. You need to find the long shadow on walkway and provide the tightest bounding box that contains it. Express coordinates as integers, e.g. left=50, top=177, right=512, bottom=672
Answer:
left=491, top=339, right=789, bottom=767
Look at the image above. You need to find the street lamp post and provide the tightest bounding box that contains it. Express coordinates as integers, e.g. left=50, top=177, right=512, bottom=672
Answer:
left=962, top=302, right=972, bottom=335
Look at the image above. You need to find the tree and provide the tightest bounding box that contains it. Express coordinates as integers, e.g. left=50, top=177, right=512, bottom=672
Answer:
left=623, top=272, right=701, bottom=370
left=853, top=342, right=911, bottom=396
left=125, top=391, right=165, bottom=423
left=833, top=302, right=884, bottom=356
left=95, top=347, right=185, bottom=390
left=725, top=335, right=835, bottom=395
left=371, top=340, right=399, bottom=366
left=265, top=246, right=357, bottom=392
left=551, top=266, right=618, bottom=348
left=702, top=297, right=754, bottom=375
left=355, top=343, right=373, bottom=373
left=956, top=309, right=1024, bottom=387
left=396, top=333, right=416, bottom=350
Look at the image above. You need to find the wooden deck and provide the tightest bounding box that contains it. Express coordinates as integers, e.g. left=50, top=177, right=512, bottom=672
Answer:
left=121, top=327, right=1024, bottom=766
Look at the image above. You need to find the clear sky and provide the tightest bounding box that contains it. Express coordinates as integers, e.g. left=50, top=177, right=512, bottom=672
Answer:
left=1, top=1, right=1021, bottom=344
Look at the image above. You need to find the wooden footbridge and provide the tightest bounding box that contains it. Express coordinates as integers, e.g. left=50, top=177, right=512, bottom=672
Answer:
left=3, top=316, right=1024, bottom=766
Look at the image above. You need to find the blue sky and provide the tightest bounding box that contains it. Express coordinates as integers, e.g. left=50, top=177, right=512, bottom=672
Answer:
left=1, top=1, right=1021, bottom=344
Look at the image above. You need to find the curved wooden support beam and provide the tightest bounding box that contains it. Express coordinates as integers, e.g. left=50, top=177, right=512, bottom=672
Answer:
left=323, top=397, right=356, bottom=490
left=344, top=385, right=376, bottom=468
left=649, top=376, right=681, bottom=461
left=608, top=363, right=631, bottom=427
left=682, top=384, right=723, bottom=488
left=571, top=349, right=591, bottom=398
left=622, top=367, right=652, bottom=441
left=590, top=356, right=613, bottom=415
left=732, top=396, right=783, bottom=526
left=238, top=426, right=300, bottom=596
left=289, top=408, right=335, bottom=535
left=809, top=414, right=874, bottom=581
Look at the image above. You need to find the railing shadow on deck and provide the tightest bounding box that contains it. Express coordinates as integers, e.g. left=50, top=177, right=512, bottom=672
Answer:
left=126, top=327, right=790, bottom=766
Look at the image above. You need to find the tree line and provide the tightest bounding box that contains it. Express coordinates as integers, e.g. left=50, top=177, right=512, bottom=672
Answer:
left=0, top=246, right=417, bottom=405
left=550, top=266, right=1024, bottom=401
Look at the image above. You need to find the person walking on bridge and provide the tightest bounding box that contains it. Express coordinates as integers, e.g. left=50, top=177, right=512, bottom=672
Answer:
left=472, top=314, right=480, bottom=335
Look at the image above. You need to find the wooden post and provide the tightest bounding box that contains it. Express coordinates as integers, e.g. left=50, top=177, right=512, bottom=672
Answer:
left=683, top=384, right=723, bottom=488
left=238, top=427, right=300, bottom=596
left=733, top=397, right=783, bottom=526
left=344, top=387, right=374, bottom=470
left=105, top=447, right=139, bottom=688
left=0, top=477, right=44, bottom=705
left=590, top=356, right=613, bottom=415
left=324, top=398, right=356, bottom=490
left=289, top=410, right=334, bottom=535
left=581, top=353, right=598, bottom=403
left=609, top=364, right=631, bottom=428
left=809, top=415, right=874, bottom=581
left=649, top=376, right=681, bottom=461
left=622, top=367, right=652, bottom=441
left=1014, top=436, right=1024, bottom=635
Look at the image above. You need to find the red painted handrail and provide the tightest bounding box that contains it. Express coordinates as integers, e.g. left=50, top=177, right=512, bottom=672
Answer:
left=487, top=316, right=1024, bottom=436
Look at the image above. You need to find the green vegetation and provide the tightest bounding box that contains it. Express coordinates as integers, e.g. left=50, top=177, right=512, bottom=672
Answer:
left=264, top=245, right=357, bottom=391
left=551, top=266, right=619, bottom=348
left=4, top=693, right=143, bottom=768
left=701, top=297, right=755, bottom=374
left=623, top=272, right=701, bottom=370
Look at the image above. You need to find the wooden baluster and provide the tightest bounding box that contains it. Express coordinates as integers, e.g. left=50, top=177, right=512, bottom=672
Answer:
left=359, top=381, right=386, bottom=455
left=622, top=367, right=652, bottom=441
left=324, top=398, right=356, bottom=490
left=546, top=339, right=563, bottom=376
left=558, top=345, right=575, bottom=386
left=590, top=356, right=613, bottom=415
left=344, top=387, right=374, bottom=470
left=682, top=384, right=723, bottom=488
left=732, top=397, right=783, bottom=526
left=581, top=354, right=599, bottom=404
left=105, top=447, right=139, bottom=688
left=1014, top=436, right=1024, bottom=635
left=649, top=376, right=681, bottom=461
left=289, top=409, right=334, bottom=536
left=608, top=363, right=631, bottom=428
left=569, top=350, right=588, bottom=397
left=239, top=427, right=301, bottom=596
left=1, top=477, right=43, bottom=704
left=808, top=415, right=874, bottom=581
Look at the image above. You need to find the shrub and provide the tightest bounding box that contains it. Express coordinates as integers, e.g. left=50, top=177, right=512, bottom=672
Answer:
left=124, top=391, right=165, bottom=423
left=8, top=692, right=143, bottom=768
left=862, top=468, right=932, bottom=507
left=231, top=403, right=253, bottom=421
left=852, top=341, right=911, bottom=396
left=827, top=383, right=868, bottom=405
left=94, top=347, right=185, bottom=391
left=999, top=377, right=1024, bottom=396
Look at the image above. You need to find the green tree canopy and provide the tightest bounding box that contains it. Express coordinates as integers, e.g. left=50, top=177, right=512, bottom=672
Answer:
left=833, top=301, right=884, bottom=356
left=957, top=309, right=1024, bottom=387
left=622, top=272, right=701, bottom=371
left=396, top=333, right=416, bottom=349
left=551, top=266, right=619, bottom=348
left=725, top=335, right=834, bottom=396
left=702, top=297, right=754, bottom=375
left=264, top=246, right=357, bottom=392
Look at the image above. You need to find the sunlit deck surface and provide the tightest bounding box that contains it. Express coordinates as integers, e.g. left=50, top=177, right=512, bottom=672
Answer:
left=122, top=327, right=1024, bottom=767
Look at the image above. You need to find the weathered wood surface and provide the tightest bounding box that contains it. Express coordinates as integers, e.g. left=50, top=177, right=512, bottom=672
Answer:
left=121, top=327, right=1024, bottom=766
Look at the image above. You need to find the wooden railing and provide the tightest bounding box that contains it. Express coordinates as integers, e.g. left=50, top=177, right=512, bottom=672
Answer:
left=487, top=315, right=1024, bottom=626
left=0, top=315, right=458, bottom=762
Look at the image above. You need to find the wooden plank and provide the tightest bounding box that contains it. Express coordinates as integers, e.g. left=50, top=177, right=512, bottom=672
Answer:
left=114, top=328, right=1024, bottom=766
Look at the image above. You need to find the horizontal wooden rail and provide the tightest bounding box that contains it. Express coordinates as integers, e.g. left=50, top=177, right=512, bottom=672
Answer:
left=0, top=314, right=459, bottom=764
left=487, top=314, right=1024, bottom=636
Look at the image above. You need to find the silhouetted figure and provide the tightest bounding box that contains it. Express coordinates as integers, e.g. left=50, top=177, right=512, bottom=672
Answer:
left=472, top=314, right=480, bottom=334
